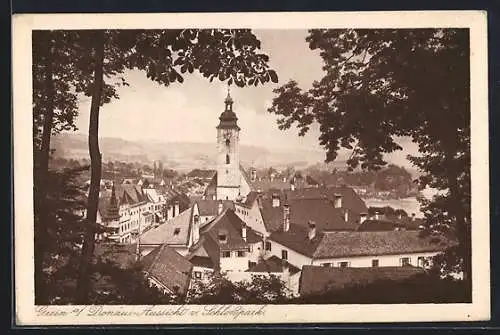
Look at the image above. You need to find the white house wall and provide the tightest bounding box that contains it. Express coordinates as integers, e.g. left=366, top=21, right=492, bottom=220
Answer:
left=311, top=251, right=440, bottom=268
left=234, top=202, right=267, bottom=236
left=268, top=240, right=441, bottom=270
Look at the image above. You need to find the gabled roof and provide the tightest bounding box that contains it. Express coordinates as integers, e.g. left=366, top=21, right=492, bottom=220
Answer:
left=141, top=243, right=193, bottom=295
left=140, top=207, right=193, bottom=246
left=195, top=199, right=234, bottom=216
left=114, top=184, right=147, bottom=205
left=284, top=186, right=368, bottom=214
left=200, top=208, right=251, bottom=251
left=299, top=265, right=425, bottom=296
left=313, top=231, right=454, bottom=259
left=270, top=226, right=455, bottom=259
left=258, top=191, right=359, bottom=233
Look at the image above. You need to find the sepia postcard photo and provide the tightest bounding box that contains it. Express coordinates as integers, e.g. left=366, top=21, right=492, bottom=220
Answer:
left=12, top=11, right=490, bottom=325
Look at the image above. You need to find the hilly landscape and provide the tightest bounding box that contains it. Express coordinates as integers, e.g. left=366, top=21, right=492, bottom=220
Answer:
left=51, top=133, right=419, bottom=175
left=50, top=133, right=341, bottom=172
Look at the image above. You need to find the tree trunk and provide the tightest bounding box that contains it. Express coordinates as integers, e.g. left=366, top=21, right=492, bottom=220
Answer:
left=75, top=30, right=105, bottom=304
left=34, top=31, right=55, bottom=304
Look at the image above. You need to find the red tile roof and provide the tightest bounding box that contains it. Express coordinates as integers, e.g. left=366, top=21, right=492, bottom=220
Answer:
left=299, top=265, right=425, bottom=296
left=141, top=243, right=193, bottom=295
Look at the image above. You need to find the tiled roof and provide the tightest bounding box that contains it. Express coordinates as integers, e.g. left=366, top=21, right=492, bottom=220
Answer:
left=201, top=208, right=251, bottom=251
left=357, top=219, right=423, bottom=231
left=247, top=255, right=300, bottom=275
left=284, top=186, right=368, bottom=214
left=195, top=199, right=234, bottom=216
left=114, top=184, right=148, bottom=205
left=258, top=190, right=360, bottom=232
left=313, top=231, right=453, bottom=259
left=140, top=207, right=193, bottom=246
left=271, top=227, right=454, bottom=259
left=299, top=265, right=425, bottom=296
left=189, top=255, right=215, bottom=269
left=141, top=243, right=193, bottom=295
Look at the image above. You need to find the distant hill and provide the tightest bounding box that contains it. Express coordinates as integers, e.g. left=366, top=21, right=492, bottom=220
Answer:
left=51, top=133, right=418, bottom=173
left=50, top=133, right=332, bottom=171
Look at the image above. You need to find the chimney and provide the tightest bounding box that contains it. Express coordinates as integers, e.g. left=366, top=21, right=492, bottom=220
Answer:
left=283, top=203, right=290, bottom=232
left=241, top=223, right=247, bottom=242
left=307, top=221, right=316, bottom=240
left=411, top=213, right=416, bottom=221
left=344, top=210, right=349, bottom=223
left=218, top=201, right=224, bottom=214
left=174, top=201, right=180, bottom=217
left=334, top=194, right=343, bottom=208
left=374, top=211, right=380, bottom=220
left=272, top=193, right=280, bottom=208
left=360, top=212, right=368, bottom=224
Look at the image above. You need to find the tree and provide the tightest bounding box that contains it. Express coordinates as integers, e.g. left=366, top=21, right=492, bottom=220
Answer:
left=65, top=29, right=278, bottom=303
left=186, top=272, right=291, bottom=304
left=268, top=29, right=470, bottom=281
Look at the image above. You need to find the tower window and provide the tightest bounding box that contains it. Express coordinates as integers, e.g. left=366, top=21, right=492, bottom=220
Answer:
left=226, top=154, right=230, bottom=164
left=225, top=138, right=230, bottom=147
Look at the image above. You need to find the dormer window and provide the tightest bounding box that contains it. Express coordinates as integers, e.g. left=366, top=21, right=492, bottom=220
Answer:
left=218, top=233, right=227, bottom=243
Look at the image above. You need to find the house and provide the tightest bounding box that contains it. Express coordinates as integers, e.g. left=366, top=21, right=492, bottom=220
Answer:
left=142, top=187, right=167, bottom=225
left=194, top=199, right=234, bottom=227
left=139, top=203, right=202, bottom=257
left=141, top=243, right=194, bottom=297
left=233, top=185, right=369, bottom=240
left=246, top=255, right=302, bottom=296
left=187, top=169, right=217, bottom=182
left=298, top=265, right=425, bottom=296
left=268, top=223, right=454, bottom=270
left=187, top=208, right=264, bottom=277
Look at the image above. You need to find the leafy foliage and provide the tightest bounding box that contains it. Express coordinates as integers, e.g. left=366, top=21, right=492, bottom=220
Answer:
left=186, top=272, right=291, bottom=304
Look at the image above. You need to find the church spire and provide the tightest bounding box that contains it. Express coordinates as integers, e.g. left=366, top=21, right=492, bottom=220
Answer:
left=217, top=84, right=240, bottom=130
left=224, top=85, right=233, bottom=109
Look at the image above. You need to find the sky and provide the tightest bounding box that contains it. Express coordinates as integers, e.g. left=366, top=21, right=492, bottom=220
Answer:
left=74, top=29, right=326, bottom=151
left=73, top=29, right=418, bottom=167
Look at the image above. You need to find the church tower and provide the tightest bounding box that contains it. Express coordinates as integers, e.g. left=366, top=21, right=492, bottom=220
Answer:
left=216, top=89, right=241, bottom=200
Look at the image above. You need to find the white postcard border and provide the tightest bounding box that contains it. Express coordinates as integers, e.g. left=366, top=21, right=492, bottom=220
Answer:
left=12, top=11, right=490, bottom=325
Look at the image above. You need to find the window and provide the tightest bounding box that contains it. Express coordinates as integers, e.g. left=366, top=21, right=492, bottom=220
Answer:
left=194, top=271, right=202, bottom=279
left=173, top=228, right=181, bottom=235
left=237, top=250, right=245, bottom=257
left=400, top=257, right=411, bottom=267
left=322, top=263, right=331, bottom=267
left=417, top=256, right=425, bottom=267
left=218, top=234, right=227, bottom=242
left=372, top=259, right=379, bottom=267
left=226, top=154, right=230, bottom=164
left=339, top=261, right=349, bottom=268
left=225, top=138, right=230, bottom=147
left=281, top=250, right=288, bottom=260
left=265, top=241, right=271, bottom=251
left=222, top=251, right=231, bottom=258
left=248, top=261, right=256, bottom=268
